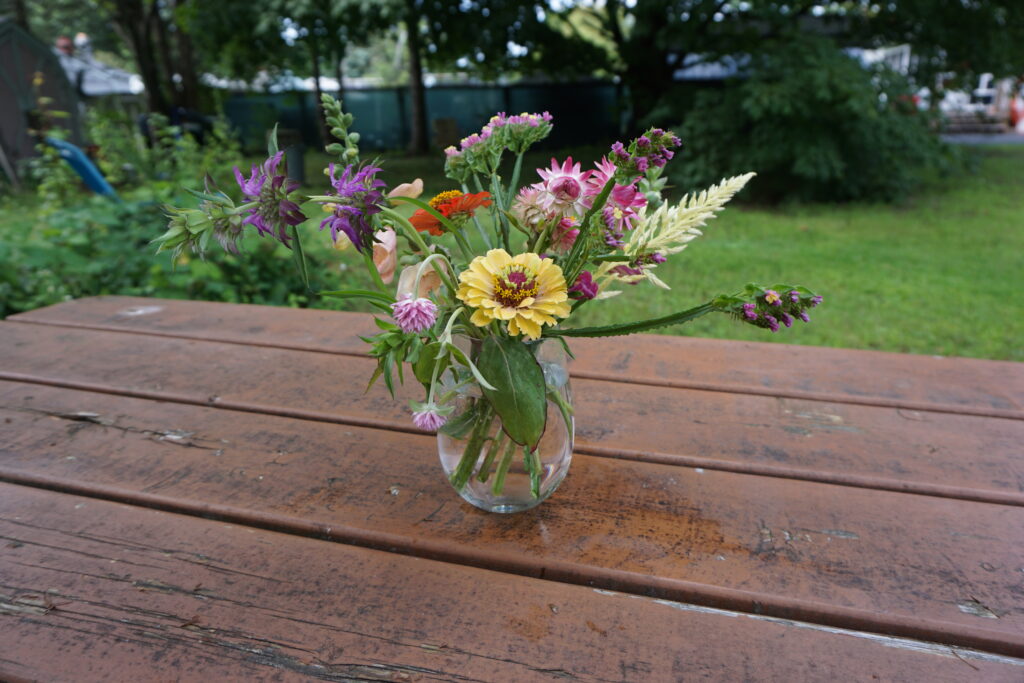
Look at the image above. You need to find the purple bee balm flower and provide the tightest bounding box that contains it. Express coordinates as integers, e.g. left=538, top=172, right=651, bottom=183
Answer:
left=569, top=271, right=599, bottom=300
left=391, top=294, right=437, bottom=334
left=318, top=163, right=386, bottom=253
left=234, top=151, right=305, bottom=247
left=763, top=314, right=780, bottom=333
left=412, top=405, right=448, bottom=431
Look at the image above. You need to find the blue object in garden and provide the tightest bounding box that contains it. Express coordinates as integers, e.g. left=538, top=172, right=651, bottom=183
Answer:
left=45, top=137, right=119, bottom=201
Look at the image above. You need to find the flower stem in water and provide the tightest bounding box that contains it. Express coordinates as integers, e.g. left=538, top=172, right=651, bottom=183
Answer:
left=490, top=439, right=518, bottom=496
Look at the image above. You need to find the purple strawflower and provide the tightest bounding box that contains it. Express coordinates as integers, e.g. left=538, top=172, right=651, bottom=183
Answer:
left=391, top=294, right=437, bottom=334
left=569, top=271, right=599, bottom=300
left=412, top=405, right=448, bottom=431
left=317, top=163, right=385, bottom=253
left=234, top=152, right=305, bottom=247
left=764, top=314, right=780, bottom=333
left=779, top=312, right=794, bottom=328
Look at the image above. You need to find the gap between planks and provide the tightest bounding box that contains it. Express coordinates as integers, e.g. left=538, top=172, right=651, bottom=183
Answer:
left=0, top=471, right=1021, bottom=660
left=1, top=371, right=1022, bottom=508
left=8, top=317, right=1021, bottom=422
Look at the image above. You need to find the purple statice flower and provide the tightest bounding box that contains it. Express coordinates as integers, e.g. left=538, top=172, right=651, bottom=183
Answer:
left=789, top=290, right=801, bottom=303
left=234, top=151, right=305, bottom=247
left=764, top=289, right=782, bottom=306
left=799, top=311, right=811, bottom=323
left=810, top=295, right=824, bottom=307
left=569, top=271, right=599, bottom=300
left=779, top=312, right=794, bottom=328
left=412, top=404, right=448, bottom=431
left=391, top=294, right=437, bottom=334
left=742, top=303, right=758, bottom=321
left=317, top=163, right=385, bottom=253
left=609, top=128, right=683, bottom=178
left=731, top=286, right=821, bottom=332
left=763, top=314, right=780, bottom=333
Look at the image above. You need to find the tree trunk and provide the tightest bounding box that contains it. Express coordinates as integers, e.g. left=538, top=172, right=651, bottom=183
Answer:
left=109, top=0, right=169, bottom=113
left=173, top=0, right=202, bottom=111
left=404, top=0, right=428, bottom=154
left=308, top=37, right=331, bottom=146
left=151, top=4, right=181, bottom=108
left=12, top=0, right=29, bottom=32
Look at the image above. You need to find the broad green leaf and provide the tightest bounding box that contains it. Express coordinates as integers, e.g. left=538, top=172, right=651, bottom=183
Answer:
left=413, top=342, right=449, bottom=388
left=477, top=335, right=547, bottom=448
left=439, top=398, right=480, bottom=439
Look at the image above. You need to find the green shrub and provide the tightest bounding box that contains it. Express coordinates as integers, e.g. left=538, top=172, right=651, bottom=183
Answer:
left=0, top=194, right=359, bottom=318
left=674, top=35, right=958, bottom=203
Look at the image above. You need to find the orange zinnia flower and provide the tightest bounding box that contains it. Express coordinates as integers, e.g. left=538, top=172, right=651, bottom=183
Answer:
left=410, top=190, right=492, bottom=236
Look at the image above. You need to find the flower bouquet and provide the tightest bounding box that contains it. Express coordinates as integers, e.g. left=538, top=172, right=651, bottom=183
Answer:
left=156, top=95, right=823, bottom=513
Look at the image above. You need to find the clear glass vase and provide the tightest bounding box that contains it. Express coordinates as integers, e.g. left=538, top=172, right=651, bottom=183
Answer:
left=438, top=338, right=574, bottom=513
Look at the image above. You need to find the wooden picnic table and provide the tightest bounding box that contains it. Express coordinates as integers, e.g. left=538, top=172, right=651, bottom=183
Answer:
left=0, top=295, right=1022, bottom=681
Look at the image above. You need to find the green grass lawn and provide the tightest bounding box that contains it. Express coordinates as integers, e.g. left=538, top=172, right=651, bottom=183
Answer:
left=4, top=145, right=1021, bottom=361
left=315, top=145, right=1022, bottom=361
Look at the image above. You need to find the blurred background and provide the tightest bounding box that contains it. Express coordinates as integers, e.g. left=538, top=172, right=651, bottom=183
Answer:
left=0, top=1, right=1022, bottom=360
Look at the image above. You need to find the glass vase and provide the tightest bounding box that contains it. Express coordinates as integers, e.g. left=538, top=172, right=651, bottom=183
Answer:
left=437, top=338, right=573, bottom=513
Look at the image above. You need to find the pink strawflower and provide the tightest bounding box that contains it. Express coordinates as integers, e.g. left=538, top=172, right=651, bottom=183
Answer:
left=550, top=216, right=580, bottom=252
left=391, top=294, right=437, bottom=334
left=602, top=184, right=647, bottom=246
left=412, top=405, right=448, bottom=431
left=511, top=185, right=549, bottom=229
left=587, top=156, right=621, bottom=194
left=535, top=157, right=592, bottom=217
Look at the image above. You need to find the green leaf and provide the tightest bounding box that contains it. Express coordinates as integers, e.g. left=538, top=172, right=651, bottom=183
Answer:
left=320, top=288, right=395, bottom=305
left=267, top=123, right=279, bottom=157
left=413, top=342, right=449, bottom=388
left=477, top=335, right=548, bottom=449
left=389, top=196, right=458, bottom=234
left=446, top=342, right=496, bottom=391
left=439, top=399, right=480, bottom=439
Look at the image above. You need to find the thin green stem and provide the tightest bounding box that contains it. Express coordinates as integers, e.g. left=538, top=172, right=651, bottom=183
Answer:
left=450, top=403, right=494, bottom=491
left=490, top=439, right=518, bottom=496
left=463, top=182, right=493, bottom=248
left=289, top=224, right=311, bottom=292
left=547, top=302, right=718, bottom=338
left=476, top=431, right=506, bottom=483
left=507, top=152, right=524, bottom=208
left=362, top=249, right=387, bottom=293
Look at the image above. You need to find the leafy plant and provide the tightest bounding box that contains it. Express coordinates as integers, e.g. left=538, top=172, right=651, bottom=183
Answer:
left=674, top=35, right=959, bottom=203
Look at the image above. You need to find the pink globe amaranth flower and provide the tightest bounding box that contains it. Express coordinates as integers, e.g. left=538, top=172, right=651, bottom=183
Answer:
left=412, top=406, right=448, bottom=431
left=536, top=157, right=593, bottom=217
left=391, top=294, right=437, bottom=334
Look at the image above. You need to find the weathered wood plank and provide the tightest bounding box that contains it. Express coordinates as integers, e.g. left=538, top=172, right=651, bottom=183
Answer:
left=1, top=323, right=1021, bottom=505
left=1, top=382, right=1021, bottom=656
left=10, top=296, right=1022, bottom=418
left=5, top=483, right=1021, bottom=682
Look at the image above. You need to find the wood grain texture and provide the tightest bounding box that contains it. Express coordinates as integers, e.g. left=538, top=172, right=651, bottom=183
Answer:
left=10, top=296, right=1022, bottom=419
left=1, top=381, right=1022, bottom=657
left=6, top=483, right=1021, bottom=683
left=2, top=322, right=1022, bottom=505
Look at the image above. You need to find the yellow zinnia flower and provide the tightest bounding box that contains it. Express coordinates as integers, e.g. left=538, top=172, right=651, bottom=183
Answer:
left=456, top=249, right=571, bottom=340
